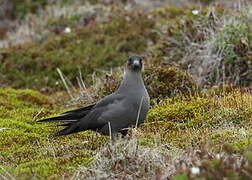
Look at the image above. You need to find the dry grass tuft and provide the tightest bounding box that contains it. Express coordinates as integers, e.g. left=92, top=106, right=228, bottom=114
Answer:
left=73, top=130, right=175, bottom=180
left=73, top=128, right=252, bottom=179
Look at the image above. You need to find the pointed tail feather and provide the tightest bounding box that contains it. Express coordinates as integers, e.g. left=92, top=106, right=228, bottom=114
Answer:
left=50, top=123, right=82, bottom=137
left=37, top=114, right=79, bottom=123
left=38, top=103, right=96, bottom=137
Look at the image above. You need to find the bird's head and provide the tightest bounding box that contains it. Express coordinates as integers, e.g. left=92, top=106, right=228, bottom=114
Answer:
left=127, top=55, right=143, bottom=72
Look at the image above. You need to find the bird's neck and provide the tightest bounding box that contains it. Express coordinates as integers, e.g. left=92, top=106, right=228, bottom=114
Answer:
left=117, top=69, right=144, bottom=93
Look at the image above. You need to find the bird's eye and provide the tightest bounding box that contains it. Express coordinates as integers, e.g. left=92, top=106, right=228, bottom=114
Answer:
left=128, top=58, right=133, bottom=64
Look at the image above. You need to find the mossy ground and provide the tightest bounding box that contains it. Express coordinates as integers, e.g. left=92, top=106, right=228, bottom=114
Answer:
left=1, top=88, right=252, bottom=179
left=0, top=88, right=107, bottom=179
left=145, top=89, right=252, bottom=152
left=1, top=1, right=252, bottom=179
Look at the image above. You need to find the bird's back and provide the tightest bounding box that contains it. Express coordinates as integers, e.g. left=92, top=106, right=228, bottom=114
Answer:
left=94, top=90, right=149, bottom=135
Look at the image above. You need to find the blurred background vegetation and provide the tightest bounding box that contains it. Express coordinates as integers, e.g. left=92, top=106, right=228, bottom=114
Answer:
left=1, top=0, right=252, bottom=179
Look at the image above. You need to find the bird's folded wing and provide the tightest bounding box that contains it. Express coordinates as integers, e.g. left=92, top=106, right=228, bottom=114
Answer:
left=80, top=93, right=126, bottom=128
left=49, top=93, right=125, bottom=137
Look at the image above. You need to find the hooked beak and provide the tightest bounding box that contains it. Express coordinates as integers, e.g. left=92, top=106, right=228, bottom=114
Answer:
left=132, top=60, right=140, bottom=68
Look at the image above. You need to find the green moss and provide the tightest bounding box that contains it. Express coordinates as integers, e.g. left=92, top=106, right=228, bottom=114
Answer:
left=142, top=90, right=252, bottom=149
left=0, top=88, right=50, bottom=109
left=11, top=159, right=59, bottom=179
left=0, top=88, right=106, bottom=179
left=229, top=138, right=252, bottom=153
left=147, top=97, right=209, bottom=124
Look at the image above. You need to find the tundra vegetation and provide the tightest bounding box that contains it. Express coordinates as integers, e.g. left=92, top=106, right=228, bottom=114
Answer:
left=1, top=0, right=252, bottom=179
